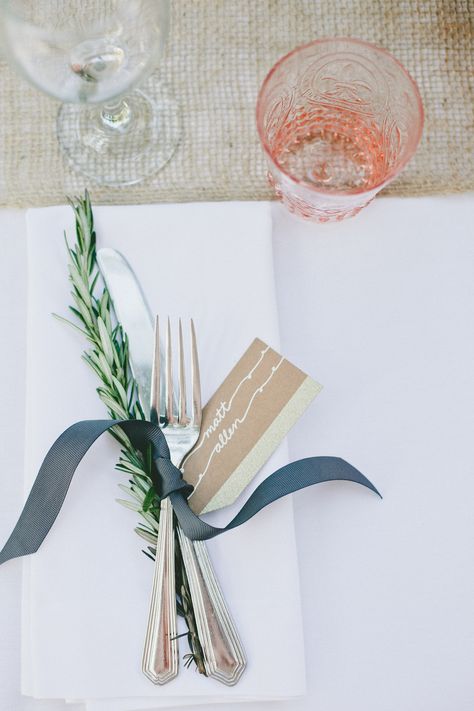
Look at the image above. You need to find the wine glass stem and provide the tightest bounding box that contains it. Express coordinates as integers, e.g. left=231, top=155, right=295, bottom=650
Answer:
left=100, top=98, right=132, bottom=132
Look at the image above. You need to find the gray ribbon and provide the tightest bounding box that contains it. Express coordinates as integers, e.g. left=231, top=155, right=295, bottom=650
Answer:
left=0, top=419, right=380, bottom=566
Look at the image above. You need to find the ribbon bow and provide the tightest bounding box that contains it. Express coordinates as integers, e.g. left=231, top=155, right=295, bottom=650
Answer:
left=0, top=419, right=380, bottom=566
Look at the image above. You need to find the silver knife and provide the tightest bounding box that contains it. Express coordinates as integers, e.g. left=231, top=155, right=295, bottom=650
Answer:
left=97, top=249, right=155, bottom=417
left=97, top=248, right=246, bottom=685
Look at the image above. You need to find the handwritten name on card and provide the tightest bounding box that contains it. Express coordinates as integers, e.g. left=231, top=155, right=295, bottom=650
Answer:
left=183, top=338, right=322, bottom=514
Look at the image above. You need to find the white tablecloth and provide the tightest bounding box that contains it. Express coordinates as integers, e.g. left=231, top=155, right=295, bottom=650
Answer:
left=1, top=195, right=473, bottom=711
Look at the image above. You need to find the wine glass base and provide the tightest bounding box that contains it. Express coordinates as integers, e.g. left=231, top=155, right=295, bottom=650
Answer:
left=57, top=81, right=181, bottom=187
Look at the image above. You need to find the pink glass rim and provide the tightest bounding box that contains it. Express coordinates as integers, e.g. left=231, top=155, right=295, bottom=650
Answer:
left=256, top=37, right=424, bottom=197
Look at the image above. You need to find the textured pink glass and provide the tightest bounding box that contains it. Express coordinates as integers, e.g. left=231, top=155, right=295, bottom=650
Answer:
left=256, top=38, right=424, bottom=222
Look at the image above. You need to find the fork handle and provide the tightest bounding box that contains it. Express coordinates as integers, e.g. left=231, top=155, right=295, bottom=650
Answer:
left=142, top=498, right=179, bottom=684
left=177, top=527, right=247, bottom=685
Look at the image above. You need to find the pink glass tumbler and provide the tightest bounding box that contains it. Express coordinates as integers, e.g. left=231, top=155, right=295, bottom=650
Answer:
left=256, top=38, right=423, bottom=222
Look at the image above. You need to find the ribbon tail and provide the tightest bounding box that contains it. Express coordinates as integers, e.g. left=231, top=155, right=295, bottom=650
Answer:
left=170, top=456, right=381, bottom=541
left=0, top=419, right=120, bottom=565
left=0, top=417, right=183, bottom=566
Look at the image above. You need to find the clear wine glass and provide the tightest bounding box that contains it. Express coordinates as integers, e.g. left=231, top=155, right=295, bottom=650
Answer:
left=0, top=0, right=180, bottom=186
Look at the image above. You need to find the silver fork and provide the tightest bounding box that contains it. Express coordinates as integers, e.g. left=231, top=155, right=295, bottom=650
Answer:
left=142, top=317, right=246, bottom=685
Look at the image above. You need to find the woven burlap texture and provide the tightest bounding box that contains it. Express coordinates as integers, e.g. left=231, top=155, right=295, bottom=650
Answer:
left=0, top=0, right=472, bottom=207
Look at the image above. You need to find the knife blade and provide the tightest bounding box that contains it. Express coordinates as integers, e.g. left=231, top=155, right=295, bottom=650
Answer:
left=97, top=248, right=156, bottom=418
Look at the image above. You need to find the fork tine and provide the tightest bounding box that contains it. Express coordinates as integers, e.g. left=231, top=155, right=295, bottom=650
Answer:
left=165, top=317, right=175, bottom=424
left=178, top=318, right=187, bottom=424
left=150, top=315, right=160, bottom=424
left=190, top=319, right=202, bottom=426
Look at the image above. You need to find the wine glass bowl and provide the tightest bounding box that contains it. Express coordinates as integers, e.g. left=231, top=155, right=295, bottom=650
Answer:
left=0, top=0, right=180, bottom=186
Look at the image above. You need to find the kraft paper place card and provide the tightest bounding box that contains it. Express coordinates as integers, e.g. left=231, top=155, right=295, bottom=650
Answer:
left=183, top=338, right=322, bottom=514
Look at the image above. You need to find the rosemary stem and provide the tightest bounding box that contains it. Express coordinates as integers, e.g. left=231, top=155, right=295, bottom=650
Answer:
left=62, top=191, right=206, bottom=674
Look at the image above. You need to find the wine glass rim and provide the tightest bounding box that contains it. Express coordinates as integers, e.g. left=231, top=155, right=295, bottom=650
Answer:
left=256, top=36, right=424, bottom=197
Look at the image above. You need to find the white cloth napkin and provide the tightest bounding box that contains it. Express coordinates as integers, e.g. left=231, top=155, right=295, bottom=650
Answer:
left=22, top=202, right=306, bottom=708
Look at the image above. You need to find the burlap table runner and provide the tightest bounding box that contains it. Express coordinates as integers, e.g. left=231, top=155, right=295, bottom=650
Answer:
left=0, top=1, right=472, bottom=207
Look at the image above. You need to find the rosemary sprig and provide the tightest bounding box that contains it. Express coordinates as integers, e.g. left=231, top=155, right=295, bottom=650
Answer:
left=56, top=191, right=206, bottom=675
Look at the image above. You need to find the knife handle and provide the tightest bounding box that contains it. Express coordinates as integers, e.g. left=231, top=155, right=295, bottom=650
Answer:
left=142, top=498, right=178, bottom=684
left=177, top=527, right=247, bottom=685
